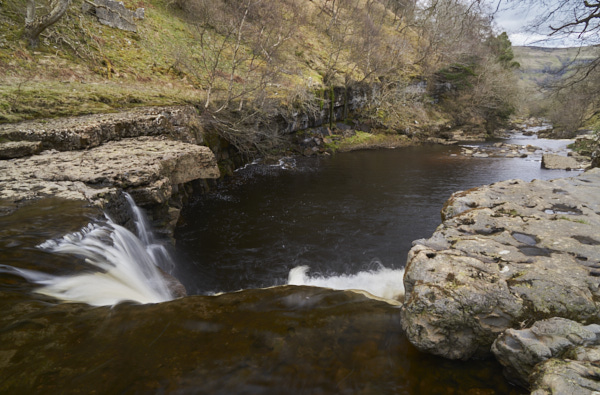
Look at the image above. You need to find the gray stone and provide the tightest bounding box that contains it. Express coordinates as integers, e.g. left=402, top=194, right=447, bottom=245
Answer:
left=401, top=169, right=600, bottom=360
left=530, top=359, right=600, bottom=395
left=542, top=153, right=588, bottom=170
left=0, top=136, right=219, bottom=234
left=491, top=318, right=600, bottom=386
left=82, top=0, right=143, bottom=32
left=0, top=106, right=204, bottom=152
left=0, top=141, right=42, bottom=159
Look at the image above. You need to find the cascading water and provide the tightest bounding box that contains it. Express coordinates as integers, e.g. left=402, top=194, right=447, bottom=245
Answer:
left=287, top=264, right=405, bottom=301
left=0, top=194, right=177, bottom=306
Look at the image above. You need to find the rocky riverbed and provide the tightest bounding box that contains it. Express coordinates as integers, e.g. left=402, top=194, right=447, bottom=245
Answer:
left=401, top=167, right=600, bottom=391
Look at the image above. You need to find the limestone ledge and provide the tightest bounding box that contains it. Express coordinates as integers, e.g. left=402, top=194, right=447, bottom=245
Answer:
left=401, top=168, right=600, bottom=361
left=0, top=136, right=219, bottom=230
left=0, top=106, right=203, bottom=154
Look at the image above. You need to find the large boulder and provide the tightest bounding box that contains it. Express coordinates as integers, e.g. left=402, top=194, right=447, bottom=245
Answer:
left=82, top=0, right=144, bottom=32
left=401, top=168, right=600, bottom=360
left=491, top=317, right=600, bottom=387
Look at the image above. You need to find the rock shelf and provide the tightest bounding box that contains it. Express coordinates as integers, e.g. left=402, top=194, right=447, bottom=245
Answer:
left=0, top=107, right=220, bottom=234
left=401, top=168, right=600, bottom=362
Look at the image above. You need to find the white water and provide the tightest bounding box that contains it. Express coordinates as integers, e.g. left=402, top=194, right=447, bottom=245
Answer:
left=1, top=195, right=177, bottom=306
left=287, top=264, right=405, bottom=301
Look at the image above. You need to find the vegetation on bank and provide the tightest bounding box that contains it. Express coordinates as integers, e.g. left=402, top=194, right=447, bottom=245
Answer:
left=513, top=45, right=600, bottom=136
left=1, top=0, right=521, bottom=155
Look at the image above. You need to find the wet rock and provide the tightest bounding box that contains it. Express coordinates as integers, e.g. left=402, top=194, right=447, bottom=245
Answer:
left=427, top=137, right=458, bottom=145
left=530, top=359, right=600, bottom=395
left=401, top=169, right=600, bottom=360
left=0, top=286, right=407, bottom=394
left=491, top=317, right=600, bottom=387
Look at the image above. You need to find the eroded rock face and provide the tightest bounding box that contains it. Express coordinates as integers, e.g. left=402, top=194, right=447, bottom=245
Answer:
left=491, top=317, right=600, bottom=387
left=0, top=106, right=220, bottom=235
left=401, top=168, right=600, bottom=360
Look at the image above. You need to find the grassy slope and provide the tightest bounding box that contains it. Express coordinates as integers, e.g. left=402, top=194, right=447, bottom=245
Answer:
left=0, top=0, right=426, bottom=126
left=513, top=45, right=599, bottom=90
left=0, top=0, right=205, bottom=122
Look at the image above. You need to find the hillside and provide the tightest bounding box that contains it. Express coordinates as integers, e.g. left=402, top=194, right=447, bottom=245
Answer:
left=0, top=0, right=418, bottom=121
left=513, top=45, right=599, bottom=90
left=0, top=0, right=521, bottom=151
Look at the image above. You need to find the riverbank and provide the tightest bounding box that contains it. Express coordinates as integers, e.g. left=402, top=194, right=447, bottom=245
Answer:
left=1, top=103, right=595, bottom=240
left=0, top=101, right=450, bottom=237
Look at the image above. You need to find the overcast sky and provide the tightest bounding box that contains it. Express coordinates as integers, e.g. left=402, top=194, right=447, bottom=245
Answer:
left=488, top=1, right=593, bottom=47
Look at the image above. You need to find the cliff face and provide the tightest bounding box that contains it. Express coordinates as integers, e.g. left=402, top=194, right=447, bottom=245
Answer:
left=0, top=106, right=220, bottom=236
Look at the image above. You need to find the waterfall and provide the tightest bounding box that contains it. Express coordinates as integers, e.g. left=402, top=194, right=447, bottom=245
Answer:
left=1, top=194, right=178, bottom=307
left=287, top=264, right=405, bottom=302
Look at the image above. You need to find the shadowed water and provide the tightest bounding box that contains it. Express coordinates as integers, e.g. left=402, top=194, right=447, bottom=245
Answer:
left=175, top=143, right=579, bottom=296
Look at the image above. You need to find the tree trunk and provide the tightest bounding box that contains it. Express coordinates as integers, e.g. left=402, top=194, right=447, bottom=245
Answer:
left=24, top=0, right=73, bottom=48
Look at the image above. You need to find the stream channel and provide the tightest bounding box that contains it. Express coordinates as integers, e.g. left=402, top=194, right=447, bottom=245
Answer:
left=0, top=132, right=581, bottom=393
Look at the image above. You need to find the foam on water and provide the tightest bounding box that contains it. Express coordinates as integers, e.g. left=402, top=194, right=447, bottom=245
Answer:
left=1, top=195, right=176, bottom=307
left=287, top=264, right=405, bottom=301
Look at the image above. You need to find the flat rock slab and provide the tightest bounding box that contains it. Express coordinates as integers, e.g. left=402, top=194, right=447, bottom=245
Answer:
left=0, top=141, right=42, bottom=159
left=0, top=136, right=219, bottom=211
left=0, top=106, right=202, bottom=155
left=401, top=168, right=600, bottom=360
left=542, top=154, right=587, bottom=170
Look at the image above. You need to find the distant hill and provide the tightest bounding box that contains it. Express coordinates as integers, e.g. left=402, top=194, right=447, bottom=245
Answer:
left=513, top=46, right=599, bottom=90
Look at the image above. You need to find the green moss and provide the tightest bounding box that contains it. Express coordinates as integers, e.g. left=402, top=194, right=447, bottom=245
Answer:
left=557, top=216, right=589, bottom=224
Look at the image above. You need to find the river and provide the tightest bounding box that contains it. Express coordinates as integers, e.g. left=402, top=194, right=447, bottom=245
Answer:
left=0, top=134, right=581, bottom=393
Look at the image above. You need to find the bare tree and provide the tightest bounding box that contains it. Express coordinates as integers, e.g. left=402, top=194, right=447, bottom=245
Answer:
left=24, top=0, right=72, bottom=48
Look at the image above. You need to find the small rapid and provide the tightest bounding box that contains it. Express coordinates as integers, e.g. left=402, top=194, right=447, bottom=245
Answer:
left=0, top=194, right=177, bottom=306
left=287, top=264, right=405, bottom=301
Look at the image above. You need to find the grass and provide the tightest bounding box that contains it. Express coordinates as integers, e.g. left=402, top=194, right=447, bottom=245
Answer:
left=558, top=216, right=589, bottom=225
left=334, top=131, right=412, bottom=152
left=0, top=0, right=206, bottom=122
left=0, top=80, right=201, bottom=122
